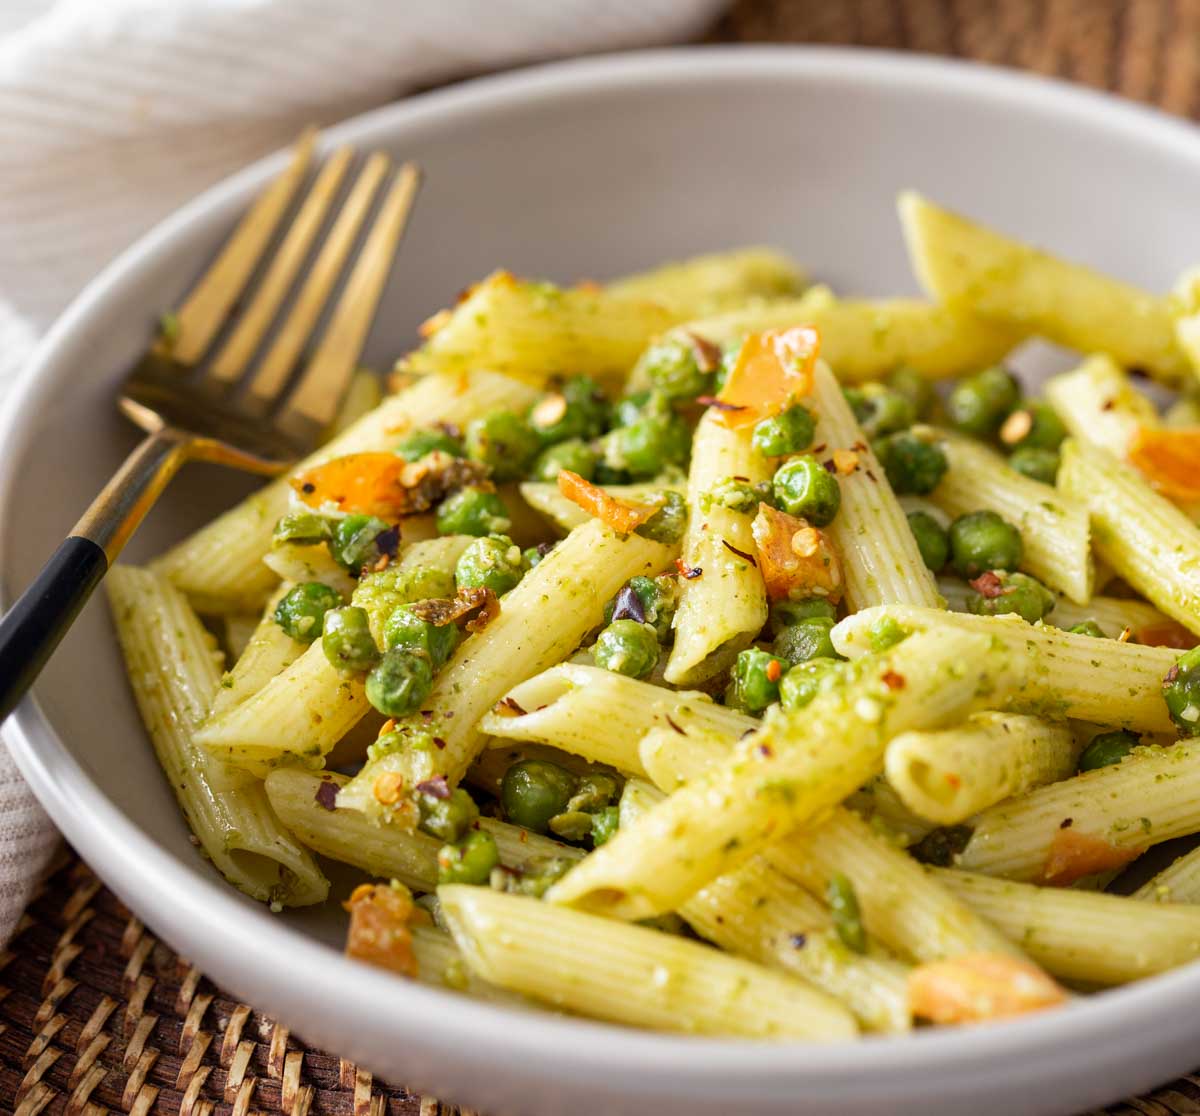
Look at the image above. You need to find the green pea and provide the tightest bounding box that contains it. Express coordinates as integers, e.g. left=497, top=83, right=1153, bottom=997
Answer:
left=321, top=606, right=380, bottom=672
left=364, top=647, right=434, bottom=717
left=887, top=366, right=936, bottom=420
left=436, top=485, right=511, bottom=537
left=729, top=647, right=789, bottom=713
left=966, top=570, right=1055, bottom=623
left=590, top=805, right=620, bottom=847
left=330, top=514, right=393, bottom=573
left=1008, top=446, right=1060, bottom=485
left=779, top=657, right=843, bottom=712
left=772, top=455, right=841, bottom=525
left=1003, top=400, right=1067, bottom=451
left=604, top=575, right=678, bottom=641
left=464, top=411, right=541, bottom=481
left=771, top=598, right=837, bottom=628
left=826, top=872, right=867, bottom=953
left=274, top=582, right=341, bottom=643
left=1164, top=646, right=1200, bottom=735
left=1078, top=729, right=1142, bottom=772
left=638, top=336, right=712, bottom=400
left=635, top=490, right=688, bottom=544
left=843, top=383, right=915, bottom=438
left=592, top=460, right=631, bottom=486
left=702, top=477, right=772, bottom=514
left=945, top=365, right=1020, bottom=438
left=906, top=510, right=949, bottom=572
left=949, top=510, right=1024, bottom=578
left=752, top=404, right=815, bottom=457
left=601, top=411, right=690, bottom=479
left=418, top=787, right=480, bottom=843
left=593, top=619, right=659, bottom=679
left=774, top=616, right=839, bottom=665
left=272, top=511, right=332, bottom=547
left=874, top=432, right=948, bottom=495
left=613, top=390, right=655, bottom=428
left=528, top=376, right=610, bottom=443
left=530, top=439, right=599, bottom=482
left=396, top=427, right=463, bottom=461
left=501, top=759, right=578, bottom=833
left=1067, top=620, right=1107, bottom=639
left=868, top=616, right=910, bottom=652
left=437, top=830, right=499, bottom=885
left=455, top=535, right=525, bottom=595
left=383, top=604, right=459, bottom=668
left=501, top=855, right=575, bottom=897
left=354, top=563, right=456, bottom=621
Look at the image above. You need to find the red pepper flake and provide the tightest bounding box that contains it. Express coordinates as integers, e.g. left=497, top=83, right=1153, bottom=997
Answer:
left=765, top=660, right=783, bottom=683
left=881, top=670, right=906, bottom=691
left=852, top=440, right=869, bottom=454
left=1101, top=399, right=1116, bottom=412
left=684, top=331, right=722, bottom=373
left=969, top=571, right=1006, bottom=600
left=1165, top=664, right=1182, bottom=685
left=433, top=737, right=447, bottom=751
left=865, top=469, right=878, bottom=483
left=675, top=559, right=703, bottom=579
left=732, top=474, right=750, bottom=482
left=497, top=696, right=527, bottom=717
left=314, top=780, right=339, bottom=811
left=822, top=458, right=838, bottom=474
left=1117, top=626, right=1133, bottom=643
left=665, top=714, right=686, bottom=735
left=811, top=444, right=827, bottom=454
left=945, top=773, right=962, bottom=789
left=721, top=539, right=758, bottom=567
left=758, top=743, right=774, bottom=757
left=415, top=775, right=451, bottom=800
left=696, top=396, right=748, bottom=413
left=1059, top=817, right=1073, bottom=829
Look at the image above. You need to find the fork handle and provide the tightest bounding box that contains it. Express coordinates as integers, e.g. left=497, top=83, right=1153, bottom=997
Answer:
left=0, top=427, right=191, bottom=722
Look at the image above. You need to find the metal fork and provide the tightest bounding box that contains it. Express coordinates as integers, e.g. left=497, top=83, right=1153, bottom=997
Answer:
left=0, top=130, right=422, bottom=720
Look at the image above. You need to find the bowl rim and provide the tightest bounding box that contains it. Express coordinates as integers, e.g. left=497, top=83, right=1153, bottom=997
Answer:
left=4, top=43, right=1200, bottom=1092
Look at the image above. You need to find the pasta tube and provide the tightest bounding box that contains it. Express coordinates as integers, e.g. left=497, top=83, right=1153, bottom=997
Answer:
left=810, top=363, right=941, bottom=611
left=1059, top=439, right=1200, bottom=636
left=936, top=869, right=1200, bottom=985
left=547, top=627, right=1026, bottom=919
left=884, top=713, right=1078, bottom=826
left=106, top=566, right=327, bottom=906
left=1134, top=845, right=1200, bottom=903
left=208, top=584, right=302, bottom=718
left=665, top=410, right=770, bottom=684
left=411, top=925, right=519, bottom=1005
left=438, top=885, right=858, bottom=1040
left=339, top=518, right=680, bottom=816
left=930, top=430, right=1092, bottom=603
left=899, top=192, right=1189, bottom=385
left=264, top=769, right=581, bottom=892
left=478, top=663, right=755, bottom=776
left=605, top=247, right=804, bottom=313
left=833, top=606, right=1179, bottom=734
left=1044, top=355, right=1158, bottom=457
left=956, top=740, right=1200, bottom=882
left=153, top=370, right=538, bottom=613
left=401, top=272, right=683, bottom=387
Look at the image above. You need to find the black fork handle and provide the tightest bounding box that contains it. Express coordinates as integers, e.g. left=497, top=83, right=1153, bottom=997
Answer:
left=0, top=427, right=191, bottom=722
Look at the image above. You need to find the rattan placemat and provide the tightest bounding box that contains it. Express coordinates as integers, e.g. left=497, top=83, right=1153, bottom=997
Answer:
left=8, top=3, right=1200, bottom=1113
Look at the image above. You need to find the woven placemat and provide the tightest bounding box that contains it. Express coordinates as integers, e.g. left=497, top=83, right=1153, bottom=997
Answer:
left=8, top=3, right=1200, bottom=1113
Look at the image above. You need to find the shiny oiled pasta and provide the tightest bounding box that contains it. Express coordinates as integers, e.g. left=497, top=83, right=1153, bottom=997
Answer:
left=111, top=226, right=1200, bottom=1042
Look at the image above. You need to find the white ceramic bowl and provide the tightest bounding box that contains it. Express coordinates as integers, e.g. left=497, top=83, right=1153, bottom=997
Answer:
left=4, top=47, right=1200, bottom=1116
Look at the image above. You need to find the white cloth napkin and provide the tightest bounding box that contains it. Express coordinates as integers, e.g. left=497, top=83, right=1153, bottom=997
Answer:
left=0, top=0, right=725, bottom=945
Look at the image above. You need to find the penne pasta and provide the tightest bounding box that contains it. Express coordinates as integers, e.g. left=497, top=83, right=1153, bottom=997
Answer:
left=605, top=247, right=805, bottom=313
left=106, top=565, right=327, bottom=906
left=207, top=584, right=302, bottom=719
left=1059, top=439, right=1200, bottom=636
left=809, top=363, right=941, bottom=611
left=884, top=713, right=1079, bottom=826
left=1043, top=355, right=1158, bottom=457
left=929, top=430, right=1092, bottom=603
left=1133, top=845, right=1200, bottom=903
left=479, top=663, right=755, bottom=777
left=833, top=605, right=1179, bottom=734
left=439, top=885, right=858, bottom=1040
left=899, top=192, right=1189, bottom=385
left=665, top=410, right=770, bottom=684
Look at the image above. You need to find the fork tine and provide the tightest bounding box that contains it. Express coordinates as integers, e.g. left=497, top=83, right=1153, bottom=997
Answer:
left=246, top=151, right=391, bottom=409
left=171, top=128, right=316, bottom=367
left=275, top=163, right=422, bottom=441
left=205, top=145, right=355, bottom=385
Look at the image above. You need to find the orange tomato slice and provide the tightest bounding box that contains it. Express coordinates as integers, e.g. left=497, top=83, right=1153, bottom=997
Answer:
left=1128, top=426, right=1200, bottom=504
left=556, top=470, right=658, bottom=535
left=713, top=326, right=819, bottom=429
left=909, top=953, right=1066, bottom=1024
left=1040, top=828, right=1140, bottom=887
